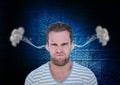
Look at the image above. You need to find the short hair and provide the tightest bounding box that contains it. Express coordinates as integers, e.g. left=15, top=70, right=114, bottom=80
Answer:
left=46, top=22, right=73, bottom=42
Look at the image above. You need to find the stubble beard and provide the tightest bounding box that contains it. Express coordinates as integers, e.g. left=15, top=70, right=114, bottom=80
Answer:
left=51, top=56, right=70, bottom=66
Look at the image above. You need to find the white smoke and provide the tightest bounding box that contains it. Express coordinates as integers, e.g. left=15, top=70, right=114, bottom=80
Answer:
left=74, top=25, right=110, bottom=48
left=74, top=34, right=97, bottom=48
left=22, top=37, right=45, bottom=49
left=9, top=27, right=45, bottom=48
left=96, top=26, right=110, bottom=46
left=9, top=25, right=110, bottom=48
left=9, top=27, right=24, bottom=47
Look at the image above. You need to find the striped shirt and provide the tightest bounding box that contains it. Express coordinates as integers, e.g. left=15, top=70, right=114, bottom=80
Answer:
left=25, top=61, right=98, bottom=85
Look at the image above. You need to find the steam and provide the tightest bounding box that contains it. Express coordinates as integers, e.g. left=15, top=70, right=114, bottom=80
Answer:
left=9, top=26, right=110, bottom=49
left=22, top=37, right=45, bottom=49
left=9, top=27, right=45, bottom=48
left=9, top=27, right=24, bottom=47
left=74, top=25, right=110, bottom=48
left=96, top=25, right=110, bottom=46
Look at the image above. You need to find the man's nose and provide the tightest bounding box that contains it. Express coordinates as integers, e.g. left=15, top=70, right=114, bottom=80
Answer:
left=55, top=46, right=63, bottom=52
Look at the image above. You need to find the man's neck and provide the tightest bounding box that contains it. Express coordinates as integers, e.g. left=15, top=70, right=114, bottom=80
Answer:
left=49, top=60, right=73, bottom=82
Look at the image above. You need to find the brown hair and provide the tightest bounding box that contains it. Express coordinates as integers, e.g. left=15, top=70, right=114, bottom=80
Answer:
left=46, top=22, right=73, bottom=42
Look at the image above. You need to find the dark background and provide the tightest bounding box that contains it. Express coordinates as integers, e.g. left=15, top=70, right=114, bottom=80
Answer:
left=0, top=0, right=120, bottom=85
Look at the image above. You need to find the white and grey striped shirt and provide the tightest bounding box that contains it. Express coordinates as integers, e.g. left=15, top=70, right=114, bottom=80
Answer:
left=25, top=62, right=98, bottom=85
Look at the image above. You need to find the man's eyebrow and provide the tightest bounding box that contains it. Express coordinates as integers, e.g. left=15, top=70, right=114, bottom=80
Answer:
left=61, top=42, right=69, bottom=46
left=51, top=43, right=57, bottom=46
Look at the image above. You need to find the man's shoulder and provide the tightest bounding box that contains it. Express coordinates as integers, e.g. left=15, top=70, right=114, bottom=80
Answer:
left=73, top=61, right=94, bottom=74
left=25, top=62, right=50, bottom=84
left=70, top=62, right=98, bottom=84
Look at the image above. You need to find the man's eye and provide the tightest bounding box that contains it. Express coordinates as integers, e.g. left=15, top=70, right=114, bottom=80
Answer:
left=62, top=43, right=68, bottom=46
left=51, top=44, right=57, bottom=46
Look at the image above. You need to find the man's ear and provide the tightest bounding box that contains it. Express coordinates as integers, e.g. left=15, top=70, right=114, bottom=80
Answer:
left=45, top=42, right=49, bottom=51
left=71, top=41, right=74, bottom=50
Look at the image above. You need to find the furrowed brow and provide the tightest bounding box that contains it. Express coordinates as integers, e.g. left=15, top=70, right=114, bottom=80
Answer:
left=61, top=42, right=69, bottom=46
left=51, top=43, right=57, bottom=46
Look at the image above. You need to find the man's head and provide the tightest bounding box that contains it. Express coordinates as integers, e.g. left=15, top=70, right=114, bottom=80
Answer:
left=46, top=22, right=73, bottom=42
left=46, top=22, right=74, bottom=66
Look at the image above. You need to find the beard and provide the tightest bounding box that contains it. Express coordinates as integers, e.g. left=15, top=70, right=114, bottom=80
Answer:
left=51, top=55, right=70, bottom=66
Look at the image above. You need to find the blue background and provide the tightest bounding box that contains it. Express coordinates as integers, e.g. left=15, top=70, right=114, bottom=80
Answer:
left=1, top=0, right=120, bottom=85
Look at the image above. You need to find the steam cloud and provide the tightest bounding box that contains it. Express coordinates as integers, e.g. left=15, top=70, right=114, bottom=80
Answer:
left=9, top=27, right=24, bottom=47
left=9, top=25, right=110, bottom=49
left=9, top=27, right=45, bottom=48
left=96, top=26, right=110, bottom=46
left=75, top=25, right=110, bottom=48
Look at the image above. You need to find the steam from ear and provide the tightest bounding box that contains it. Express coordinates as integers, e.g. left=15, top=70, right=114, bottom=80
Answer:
left=9, top=25, right=110, bottom=49
left=9, top=27, right=45, bottom=48
left=9, top=27, right=24, bottom=47
left=74, top=25, right=110, bottom=48
left=96, top=26, right=110, bottom=46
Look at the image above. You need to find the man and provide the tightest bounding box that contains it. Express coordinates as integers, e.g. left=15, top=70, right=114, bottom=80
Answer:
left=25, top=22, right=98, bottom=85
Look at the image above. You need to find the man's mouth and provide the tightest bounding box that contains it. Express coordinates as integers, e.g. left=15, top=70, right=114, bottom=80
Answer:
left=56, top=54, right=64, bottom=58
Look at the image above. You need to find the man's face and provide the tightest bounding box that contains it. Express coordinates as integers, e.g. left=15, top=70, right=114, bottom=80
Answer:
left=46, top=31, right=74, bottom=66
